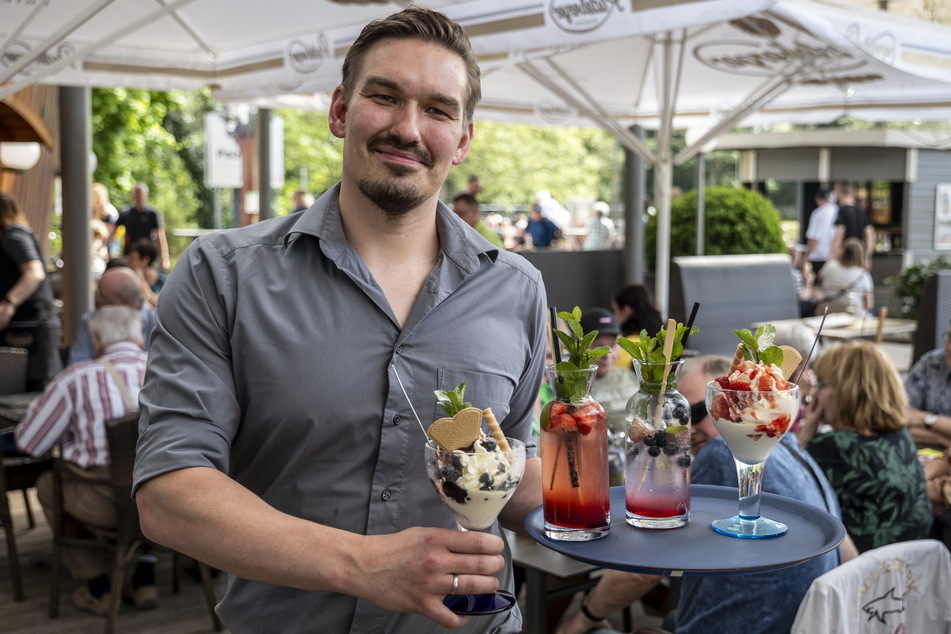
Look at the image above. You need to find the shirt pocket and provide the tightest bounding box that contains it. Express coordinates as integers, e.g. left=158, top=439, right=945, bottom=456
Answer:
left=433, top=368, right=514, bottom=425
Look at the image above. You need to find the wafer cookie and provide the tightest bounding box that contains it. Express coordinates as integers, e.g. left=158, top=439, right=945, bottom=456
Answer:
left=482, top=408, right=510, bottom=451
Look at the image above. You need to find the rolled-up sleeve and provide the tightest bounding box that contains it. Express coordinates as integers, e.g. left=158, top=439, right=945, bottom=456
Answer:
left=133, top=237, right=238, bottom=493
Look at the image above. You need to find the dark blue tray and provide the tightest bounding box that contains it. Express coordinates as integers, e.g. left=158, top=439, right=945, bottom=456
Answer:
left=525, top=484, right=846, bottom=576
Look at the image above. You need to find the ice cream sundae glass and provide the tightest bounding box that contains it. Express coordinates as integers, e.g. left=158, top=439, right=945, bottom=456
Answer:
left=705, top=326, right=801, bottom=538
left=424, top=383, right=526, bottom=614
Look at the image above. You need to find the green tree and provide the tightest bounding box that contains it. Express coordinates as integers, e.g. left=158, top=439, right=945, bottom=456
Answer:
left=91, top=88, right=210, bottom=260
left=645, top=186, right=786, bottom=267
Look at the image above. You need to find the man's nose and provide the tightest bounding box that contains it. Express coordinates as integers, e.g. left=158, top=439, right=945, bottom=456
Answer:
left=388, top=106, right=422, bottom=143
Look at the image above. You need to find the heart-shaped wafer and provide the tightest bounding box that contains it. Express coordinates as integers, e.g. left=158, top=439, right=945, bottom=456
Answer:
left=778, top=345, right=802, bottom=381
left=427, top=407, right=484, bottom=451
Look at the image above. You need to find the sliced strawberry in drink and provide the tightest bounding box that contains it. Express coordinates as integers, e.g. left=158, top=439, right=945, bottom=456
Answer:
left=556, top=413, right=578, bottom=432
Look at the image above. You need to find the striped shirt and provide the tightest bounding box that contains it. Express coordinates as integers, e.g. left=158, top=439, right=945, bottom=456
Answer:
left=15, top=342, right=146, bottom=468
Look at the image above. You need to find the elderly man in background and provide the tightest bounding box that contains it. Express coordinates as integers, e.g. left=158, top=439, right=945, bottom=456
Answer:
left=15, top=305, right=153, bottom=616
left=906, top=318, right=951, bottom=450
left=451, top=192, right=503, bottom=248
left=68, top=265, right=157, bottom=365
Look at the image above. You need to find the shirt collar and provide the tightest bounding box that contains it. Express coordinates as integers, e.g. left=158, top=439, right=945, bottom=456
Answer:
left=101, top=341, right=144, bottom=357
left=284, top=182, right=499, bottom=272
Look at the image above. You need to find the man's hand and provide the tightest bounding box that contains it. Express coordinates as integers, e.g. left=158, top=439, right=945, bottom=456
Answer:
left=350, top=527, right=505, bottom=628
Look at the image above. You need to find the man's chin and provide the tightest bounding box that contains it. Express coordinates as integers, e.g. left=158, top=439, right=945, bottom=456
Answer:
left=358, top=178, right=428, bottom=218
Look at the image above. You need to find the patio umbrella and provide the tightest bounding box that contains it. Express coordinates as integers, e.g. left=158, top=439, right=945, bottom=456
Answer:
left=447, top=0, right=951, bottom=314
left=3, top=0, right=951, bottom=316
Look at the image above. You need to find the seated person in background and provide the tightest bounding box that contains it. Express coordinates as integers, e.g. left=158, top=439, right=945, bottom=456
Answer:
left=555, top=356, right=855, bottom=634
left=451, top=193, right=504, bottom=249
left=15, top=306, right=156, bottom=616
left=611, top=283, right=663, bottom=373
left=68, top=265, right=157, bottom=365
left=815, top=238, right=873, bottom=316
left=523, top=203, right=562, bottom=248
left=799, top=342, right=931, bottom=553
left=904, top=318, right=951, bottom=450
left=580, top=308, right=639, bottom=486
left=125, top=238, right=167, bottom=306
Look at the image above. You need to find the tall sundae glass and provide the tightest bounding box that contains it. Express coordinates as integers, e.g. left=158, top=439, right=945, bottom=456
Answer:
left=425, top=437, right=525, bottom=614
left=705, top=327, right=802, bottom=538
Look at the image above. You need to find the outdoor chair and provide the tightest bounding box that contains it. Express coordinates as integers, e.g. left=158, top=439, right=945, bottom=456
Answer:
left=47, top=410, right=222, bottom=634
left=791, top=539, right=951, bottom=633
left=0, top=440, right=53, bottom=601
left=0, top=346, right=28, bottom=396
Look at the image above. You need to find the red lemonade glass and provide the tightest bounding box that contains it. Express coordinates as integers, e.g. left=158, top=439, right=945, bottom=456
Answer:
left=541, top=364, right=611, bottom=541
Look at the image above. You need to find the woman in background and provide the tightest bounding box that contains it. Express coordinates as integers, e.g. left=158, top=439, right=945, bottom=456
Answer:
left=799, top=342, right=930, bottom=553
left=611, top=284, right=663, bottom=372
left=0, top=193, right=62, bottom=390
left=816, top=238, right=873, bottom=316
left=90, top=183, right=117, bottom=274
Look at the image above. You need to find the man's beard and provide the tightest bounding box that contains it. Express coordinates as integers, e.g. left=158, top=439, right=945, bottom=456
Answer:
left=358, top=135, right=434, bottom=219
left=358, top=174, right=429, bottom=220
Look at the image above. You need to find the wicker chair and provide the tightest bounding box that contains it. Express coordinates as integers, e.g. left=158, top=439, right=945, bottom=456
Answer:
left=0, top=346, right=28, bottom=396
left=0, top=443, right=53, bottom=601
left=48, top=411, right=223, bottom=633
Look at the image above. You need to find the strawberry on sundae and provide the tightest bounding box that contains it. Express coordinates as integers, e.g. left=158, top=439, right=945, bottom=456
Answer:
left=707, top=327, right=801, bottom=465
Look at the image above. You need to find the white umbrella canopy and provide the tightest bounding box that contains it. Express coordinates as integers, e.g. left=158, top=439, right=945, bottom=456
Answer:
left=0, top=0, right=465, bottom=101
left=454, top=0, right=951, bottom=314
left=4, top=0, right=951, bottom=314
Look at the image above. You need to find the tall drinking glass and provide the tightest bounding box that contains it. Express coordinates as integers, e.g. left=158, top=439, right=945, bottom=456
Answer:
left=705, top=381, right=799, bottom=538
left=425, top=438, right=526, bottom=614
left=540, top=365, right=610, bottom=541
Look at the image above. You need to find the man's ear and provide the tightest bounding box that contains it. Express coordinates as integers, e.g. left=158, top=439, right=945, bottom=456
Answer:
left=451, top=120, right=474, bottom=166
left=328, top=85, right=348, bottom=139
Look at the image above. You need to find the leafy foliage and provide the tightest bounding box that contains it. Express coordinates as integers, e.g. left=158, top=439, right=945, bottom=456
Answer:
left=435, top=383, right=471, bottom=417
left=91, top=88, right=213, bottom=262
left=616, top=323, right=698, bottom=384
left=733, top=325, right=784, bottom=367
left=645, top=186, right=787, bottom=266
left=552, top=307, right=610, bottom=402
left=886, top=256, right=951, bottom=319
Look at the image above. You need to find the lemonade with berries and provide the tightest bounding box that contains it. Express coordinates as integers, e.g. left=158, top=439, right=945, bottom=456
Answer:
left=625, top=359, right=691, bottom=528
left=542, top=308, right=611, bottom=541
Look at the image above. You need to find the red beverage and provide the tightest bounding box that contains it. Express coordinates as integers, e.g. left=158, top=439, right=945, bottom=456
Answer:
left=541, top=393, right=611, bottom=540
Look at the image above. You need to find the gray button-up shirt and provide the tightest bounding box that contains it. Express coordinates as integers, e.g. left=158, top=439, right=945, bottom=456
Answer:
left=133, top=184, right=547, bottom=633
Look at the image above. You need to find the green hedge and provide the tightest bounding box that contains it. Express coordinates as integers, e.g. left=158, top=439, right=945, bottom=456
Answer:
left=645, top=187, right=787, bottom=265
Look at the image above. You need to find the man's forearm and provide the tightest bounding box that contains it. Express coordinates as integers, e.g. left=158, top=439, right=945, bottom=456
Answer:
left=137, top=466, right=356, bottom=592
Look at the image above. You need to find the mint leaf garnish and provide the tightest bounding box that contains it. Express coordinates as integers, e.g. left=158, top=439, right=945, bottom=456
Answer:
left=616, top=323, right=699, bottom=383
left=435, top=383, right=471, bottom=417
left=552, top=307, right=611, bottom=401
left=733, top=325, right=784, bottom=367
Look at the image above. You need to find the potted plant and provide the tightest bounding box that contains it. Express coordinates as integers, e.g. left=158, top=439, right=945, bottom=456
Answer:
left=886, top=256, right=951, bottom=319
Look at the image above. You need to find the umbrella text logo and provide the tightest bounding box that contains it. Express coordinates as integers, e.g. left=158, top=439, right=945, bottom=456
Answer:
left=286, top=34, right=331, bottom=75
left=549, top=0, right=621, bottom=34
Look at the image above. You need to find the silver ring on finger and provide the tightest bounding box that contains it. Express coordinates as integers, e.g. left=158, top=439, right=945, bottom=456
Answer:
left=450, top=573, right=459, bottom=595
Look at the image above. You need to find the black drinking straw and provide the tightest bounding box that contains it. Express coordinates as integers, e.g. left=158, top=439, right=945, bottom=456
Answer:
left=794, top=306, right=828, bottom=384
left=549, top=306, right=563, bottom=364
left=681, top=302, right=700, bottom=350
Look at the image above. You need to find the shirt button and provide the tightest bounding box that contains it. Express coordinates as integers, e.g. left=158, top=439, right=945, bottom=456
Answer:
left=393, top=414, right=402, bottom=426
left=381, top=489, right=392, bottom=501
left=396, top=345, right=403, bottom=354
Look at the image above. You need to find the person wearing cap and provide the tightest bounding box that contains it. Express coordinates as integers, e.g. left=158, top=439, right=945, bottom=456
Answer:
left=581, top=307, right=638, bottom=486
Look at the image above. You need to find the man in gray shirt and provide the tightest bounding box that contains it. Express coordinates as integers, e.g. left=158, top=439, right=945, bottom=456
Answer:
left=133, top=7, right=546, bottom=633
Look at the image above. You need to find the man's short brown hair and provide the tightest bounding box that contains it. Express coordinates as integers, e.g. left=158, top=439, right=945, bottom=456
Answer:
left=340, top=6, right=481, bottom=122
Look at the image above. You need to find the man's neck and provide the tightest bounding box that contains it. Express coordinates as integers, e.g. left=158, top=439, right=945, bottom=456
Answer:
left=337, top=180, right=442, bottom=326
